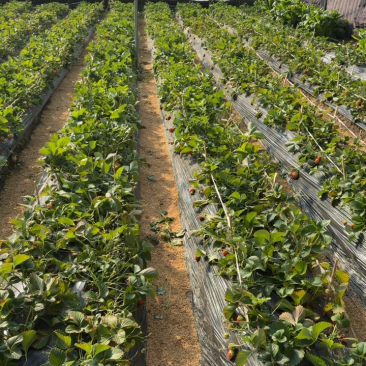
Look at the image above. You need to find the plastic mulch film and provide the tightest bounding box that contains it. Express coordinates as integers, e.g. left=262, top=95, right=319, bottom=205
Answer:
left=145, top=31, right=264, bottom=366
left=0, top=26, right=95, bottom=175
left=355, top=0, right=366, bottom=28
left=221, top=25, right=366, bottom=131
left=326, top=0, right=364, bottom=29
left=303, top=0, right=364, bottom=30
left=176, top=19, right=366, bottom=309
left=302, top=0, right=326, bottom=8
left=128, top=306, right=147, bottom=366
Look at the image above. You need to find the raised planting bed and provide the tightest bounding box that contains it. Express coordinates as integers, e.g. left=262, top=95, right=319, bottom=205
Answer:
left=0, top=3, right=154, bottom=366
left=177, top=3, right=366, bottom=306
left=0, top=2, right=103, bottom=170
left=208, top=3, right=366, bottom=129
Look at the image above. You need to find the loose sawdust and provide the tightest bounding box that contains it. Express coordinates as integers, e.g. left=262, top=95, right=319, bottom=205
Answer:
left=0, top=34, right=96, bottom=239
left=138, top=19, right=201, bottom=366
left=344, top=290, right=366, bottom=341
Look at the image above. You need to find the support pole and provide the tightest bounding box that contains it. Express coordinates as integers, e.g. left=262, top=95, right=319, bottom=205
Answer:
left=134, top=0, right=138, bottom=67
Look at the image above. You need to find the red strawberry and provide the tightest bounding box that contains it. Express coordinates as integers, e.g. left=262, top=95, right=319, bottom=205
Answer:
left=319, top=113, right=323, bottom=117
left=114, top=167, right=119, bottom=172
left=350, top=223, right=354, bottom=229
left=194, top=255, right=200, bottom=262
left=169, top=127, right=175, bottom=133
left=314, top=156, right=322, bottom=165
left=166, top=115, right=171, bottom=120
left=236, top=315, right=244, bottom=322
left=160, top=105, right=163, bottom=110
left=222, top=250, right=229, bottom=256
left=170, top=142, right=174, bottom=145
left=290, top=170, right=299, bottom=180
left=198, top=215, right=204, bottom=221
left=227, top=350, right=235, bottom=360
left=343, top=220, right=347, bottom=226
left=137, top=300, right=144, bottom=306
left=189, top=187, right=195, bottom=195
left=356, top=100, right=361, bottom=106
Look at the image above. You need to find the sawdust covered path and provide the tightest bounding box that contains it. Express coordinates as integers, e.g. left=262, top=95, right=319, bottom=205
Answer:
left=137, top=17, right=202, bottom=366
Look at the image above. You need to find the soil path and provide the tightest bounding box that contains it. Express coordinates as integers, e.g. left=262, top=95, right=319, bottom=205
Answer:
left=138, top=18, right=201, bottom=366
left=0, top=35, right=95, bottom=239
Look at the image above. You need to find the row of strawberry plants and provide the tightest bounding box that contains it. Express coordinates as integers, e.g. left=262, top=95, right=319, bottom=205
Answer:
left=0, top=0, right=32, bottom=19
left=0, top=1, right=103, bottom=140
left=145, top=3, right=366, bottom=365
left=207, top=3, right=366, bottom=124
left=0, top=3, right=69, bottom=61
left=177, top=3, right=366, bottom=241
left=0, top=3, right=154, bottom=365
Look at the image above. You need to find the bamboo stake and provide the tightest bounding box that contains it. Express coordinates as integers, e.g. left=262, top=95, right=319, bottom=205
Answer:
left=34, top=181, right=41, bottom=207
left=323, top=259, right=338, bottom=315
left=341, top=156, right=346, bottom=179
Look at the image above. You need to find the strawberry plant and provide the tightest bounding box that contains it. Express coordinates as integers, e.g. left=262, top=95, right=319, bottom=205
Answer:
left=146, top=3, right=365, bottom=365
left=0, top=3, right=155, bottom=365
